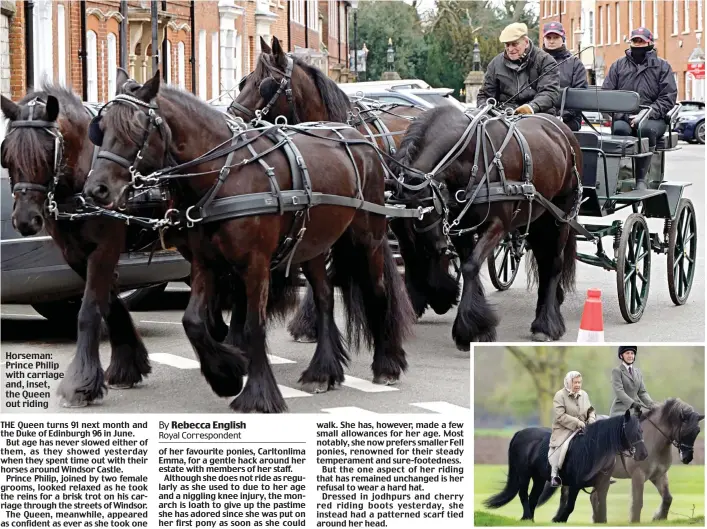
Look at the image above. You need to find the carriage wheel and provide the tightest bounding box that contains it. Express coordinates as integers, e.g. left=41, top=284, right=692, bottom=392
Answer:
left=667, top=198, right=697, bottom=306
left=488, top=234, right=524, bottom=291
left=616, top=213, right=652, bottom=323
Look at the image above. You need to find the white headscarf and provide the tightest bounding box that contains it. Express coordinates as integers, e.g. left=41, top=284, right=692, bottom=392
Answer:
left=564, top=370, right=582, bottom=396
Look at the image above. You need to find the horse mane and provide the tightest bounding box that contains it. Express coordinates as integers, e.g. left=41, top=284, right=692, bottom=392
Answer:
left=640, top=397, right=691, bottom=423
left=394, top=106, right=452, bottom=167
left=256, top=53, right=352, bottom=122
left=4, top=82, right=87, bottom=182
left=563, top=414, right=632, bottom=482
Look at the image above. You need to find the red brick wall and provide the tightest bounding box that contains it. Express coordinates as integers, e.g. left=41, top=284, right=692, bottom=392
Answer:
left=9, top=0, right=24, bottom=100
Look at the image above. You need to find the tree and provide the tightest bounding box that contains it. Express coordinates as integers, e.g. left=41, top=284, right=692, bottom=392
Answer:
left=506, top=346, right=568, bottom=426
left=349, top=1, right=426, bottom=81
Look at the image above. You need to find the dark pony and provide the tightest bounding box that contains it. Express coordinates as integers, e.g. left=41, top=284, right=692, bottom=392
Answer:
left=394, top=105, right=580, bottom=348
left=484, top=410, right=647, bottom=523
left=231, top=36, right=458, bottom=343
left=540, top=398, right=704, bottom=523
left=1, top=85, right=154, bottom=406
left=84, top=69, right=416, bottom=412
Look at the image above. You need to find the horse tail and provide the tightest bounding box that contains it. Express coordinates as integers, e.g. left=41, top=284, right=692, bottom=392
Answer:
left=561, top=223, right=577, bottom=293
left=536, top=482, right=558, bottom=507
left=484, top=432, right=523, bottom=509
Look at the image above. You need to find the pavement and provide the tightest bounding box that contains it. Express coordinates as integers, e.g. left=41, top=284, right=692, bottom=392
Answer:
left=0, top=285, right=470, bottom=415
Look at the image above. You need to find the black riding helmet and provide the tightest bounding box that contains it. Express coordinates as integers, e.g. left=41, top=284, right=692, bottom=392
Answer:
left=618, top=345, right=638, bottom=361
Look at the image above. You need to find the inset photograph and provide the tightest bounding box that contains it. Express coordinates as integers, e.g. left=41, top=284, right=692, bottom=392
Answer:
left=474, top=345, right=704, bottom=526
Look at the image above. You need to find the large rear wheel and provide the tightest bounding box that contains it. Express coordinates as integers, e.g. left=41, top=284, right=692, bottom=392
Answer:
left=667, top=198, right=697, bottom=306
left=616, top=213, right=651, bottom=323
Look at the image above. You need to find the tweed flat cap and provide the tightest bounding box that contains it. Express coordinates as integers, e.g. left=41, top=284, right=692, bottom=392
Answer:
left=500, top=22, right=529, bottom=43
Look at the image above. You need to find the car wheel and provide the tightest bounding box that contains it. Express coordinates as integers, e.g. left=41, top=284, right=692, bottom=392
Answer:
left=696, top=121, right=705, bottom=144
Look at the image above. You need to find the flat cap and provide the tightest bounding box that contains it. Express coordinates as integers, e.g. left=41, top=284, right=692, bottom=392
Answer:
left=500, top=22, right=528, bottom=43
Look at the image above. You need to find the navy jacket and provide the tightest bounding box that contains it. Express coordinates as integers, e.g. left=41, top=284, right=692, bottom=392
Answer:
left=602, top=49, right=677, bottom=122
left=546, top=46, right=588, bottom=127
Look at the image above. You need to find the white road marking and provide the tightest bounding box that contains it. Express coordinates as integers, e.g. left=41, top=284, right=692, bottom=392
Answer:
left=140, top=320, right=181, bottom=325
left=321, top=406, right=378, bottom=415
left=149, top=353, right=200, bottom=369
left=342, top=375, right=399, bottom=393
left=410, top=401, right=469, bottom=414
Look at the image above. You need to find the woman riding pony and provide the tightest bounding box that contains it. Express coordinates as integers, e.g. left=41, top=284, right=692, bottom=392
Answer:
left=610, top=345, right=656, bottom=416
left=549, top=370, right=596, bottom=487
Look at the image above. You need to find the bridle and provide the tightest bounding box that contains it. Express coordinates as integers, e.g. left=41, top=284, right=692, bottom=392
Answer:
left=88, top=93, right=170, bottom=190
left=229, top=55, right=299, bottom=125
left=643, top=412, right=694, bottom=455
left=2, top=97, right=64, bottom=208
left=619, top=419, right=645, bottom=458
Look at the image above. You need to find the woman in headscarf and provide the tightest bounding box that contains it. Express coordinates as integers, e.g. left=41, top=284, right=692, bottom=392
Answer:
left=548, top=370, right=596, bottom=487
left=610, top=346, right=657, bottom=416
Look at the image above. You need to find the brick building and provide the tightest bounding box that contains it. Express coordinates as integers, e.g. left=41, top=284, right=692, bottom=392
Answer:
left=541, top=0, right=705, bottom=101
left=3, top=0, right=352, bottom=103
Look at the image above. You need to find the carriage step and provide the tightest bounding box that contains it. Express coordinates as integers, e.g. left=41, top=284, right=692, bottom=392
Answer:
left=608, top=189, right=665, bottom=202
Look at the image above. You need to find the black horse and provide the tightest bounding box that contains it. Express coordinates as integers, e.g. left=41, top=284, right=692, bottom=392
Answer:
left=484, top=410, right=648, bottom=523
left=392, top=105, right=582, bottom=347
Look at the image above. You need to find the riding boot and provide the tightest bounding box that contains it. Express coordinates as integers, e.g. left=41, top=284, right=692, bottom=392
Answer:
left=550, top=466, right=562, bottom=487
left=634, top=154, right=651, bottom=191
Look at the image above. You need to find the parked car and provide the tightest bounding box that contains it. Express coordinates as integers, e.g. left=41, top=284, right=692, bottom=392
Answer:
left=338, top=84, right=466, bottom=111
left=675, top=101, right=705, bottom=144
left=1, top=104, right=191, bottom=322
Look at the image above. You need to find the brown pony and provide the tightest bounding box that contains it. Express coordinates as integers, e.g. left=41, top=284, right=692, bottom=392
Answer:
left=1, top=86, right=154, bottom=407
left=83, top=70, right=416, bottom=413
left=230, top=36, right=459, bottom=343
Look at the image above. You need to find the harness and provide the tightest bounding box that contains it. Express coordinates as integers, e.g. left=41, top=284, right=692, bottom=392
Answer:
left=3, top=98, right=65, bottom=213
left=86, top=95, right=428, bottom=274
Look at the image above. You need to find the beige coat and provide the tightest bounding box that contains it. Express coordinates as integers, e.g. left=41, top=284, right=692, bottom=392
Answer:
left=550, top=388, right=596, bottom=447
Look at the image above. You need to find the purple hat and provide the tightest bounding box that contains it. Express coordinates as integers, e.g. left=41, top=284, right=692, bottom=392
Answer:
left=543, top=21, right=566, bottom=38
left=630, top=27, right=653, bottom=43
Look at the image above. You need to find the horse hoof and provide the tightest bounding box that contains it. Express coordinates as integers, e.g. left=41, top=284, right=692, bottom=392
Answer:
left=301, top=381, right=330, bottom=394
left=109, top=383, right=135, bottom=390
left=373, top=375, right=398, bottom=386
left=455, top=341, right=470, bottom=352
left=293, top=336, right=317, bottom=344
left=531, top=332, right=552, bottom=342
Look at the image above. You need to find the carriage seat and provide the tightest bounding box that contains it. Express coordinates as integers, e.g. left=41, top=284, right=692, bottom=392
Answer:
left=574, top=129, right=650, bottom=156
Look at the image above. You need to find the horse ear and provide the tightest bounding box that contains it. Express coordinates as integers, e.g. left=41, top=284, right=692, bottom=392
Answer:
left=698, top=414, right=705, bottom=422
left=46, top=96, right=60, bottom=122
left=272, top=36, right=287, bottom=68
left=260, top=36, right=272, bottom=55
left=116, top=67, right=130, bottom=93
left=0, top=95, right=19, bottom=121
left=135, top=70, right=161, bottom=103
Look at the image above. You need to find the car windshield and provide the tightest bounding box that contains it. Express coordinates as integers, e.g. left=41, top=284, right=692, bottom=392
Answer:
left=680, top=103, right=705, bottom=113
left=416, top=93, right=463, bottom=109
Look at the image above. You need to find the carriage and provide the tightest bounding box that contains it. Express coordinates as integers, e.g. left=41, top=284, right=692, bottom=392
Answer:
left=485, top=87, right=696, bottom=323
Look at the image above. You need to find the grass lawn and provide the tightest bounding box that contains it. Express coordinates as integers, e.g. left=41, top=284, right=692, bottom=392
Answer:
left=474, top=464, right=705, bottom=526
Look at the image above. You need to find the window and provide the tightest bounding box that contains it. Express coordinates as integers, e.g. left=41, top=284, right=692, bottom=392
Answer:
left=561, top=0, right=566, bottom=14
left=199, top=30, right=207, bottom=98
left=329, top=1, right=338, bottom=40
left=211, top=33, right=219, bottom=99
left=57, top=5, right=66, bottom=84
left=571, top=18, right=575, bottom=49
left=86, top=30, right=98, bottom=101
left=616, top=3, right=621, bottom=43
left=589, top=11, right=594, bottom=44
left=166, top=40, right=171, bottom=83
left=653, top=0, right=659, bottom=39
left=549, top=0, right=554, bottom=17
left=307, top=0, right=318, bottom=30
left=178, top=41, right=185, bottom=89
left=699, top=0, right=704, bottom=31
left=607, top=6, right=611, bottom=45
left=290, top=0, right=304, bottom=24
left=107, top=33, right=117, bottom=99
left=628, top=0, right=633, bottom=30
left=673, top=0, right=679, bottom=35
left=684, top=72, right=691, bottom=100
left=684, top=0, right=690, bottom=32
left=599, top=6, right=603, bottom=45
left=640, top=0, right=645, bottom=27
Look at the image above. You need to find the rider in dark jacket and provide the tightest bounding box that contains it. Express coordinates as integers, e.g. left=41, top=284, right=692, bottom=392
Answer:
left=542, top=21, right=588, bottom=131
left=602, top=27, right=677, bottom=148
left=477, top=22, right=560, bottom=115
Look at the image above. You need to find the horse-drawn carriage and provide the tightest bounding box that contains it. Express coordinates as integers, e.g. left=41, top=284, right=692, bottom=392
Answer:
left=486, top=87, right=696, bottom=323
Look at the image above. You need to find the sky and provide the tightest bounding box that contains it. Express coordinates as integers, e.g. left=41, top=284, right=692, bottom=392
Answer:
left=400, top=0, right=540, bottom=16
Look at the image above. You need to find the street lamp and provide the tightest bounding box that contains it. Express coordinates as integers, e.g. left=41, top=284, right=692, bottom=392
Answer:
left=387, top=37, right=394, bottom=69
left=472, top=38, right=481, bottom=71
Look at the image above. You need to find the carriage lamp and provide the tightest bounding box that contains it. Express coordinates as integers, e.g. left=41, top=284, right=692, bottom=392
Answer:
left=387, top=38, right=395, bottom=68
left=472, top=39, right=481, bottom=71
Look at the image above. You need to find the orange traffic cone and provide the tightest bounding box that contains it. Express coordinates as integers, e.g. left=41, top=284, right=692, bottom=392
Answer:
left=577, top=288, right=604, bottom=342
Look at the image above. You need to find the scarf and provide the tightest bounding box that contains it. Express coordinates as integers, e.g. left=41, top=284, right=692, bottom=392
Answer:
left=564, top=370, right=582, bottom=397
left=630, top=44, right=654, bottom=64
left=543, top=44, right=569, bottom=60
